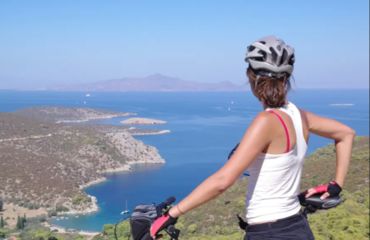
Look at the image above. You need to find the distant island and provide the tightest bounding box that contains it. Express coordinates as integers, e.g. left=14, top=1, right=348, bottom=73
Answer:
left=50, top=73, right=248, bottom=92
left=0, top=107, right=169, bottom=229
left=121, top=117, right=167, bottom=125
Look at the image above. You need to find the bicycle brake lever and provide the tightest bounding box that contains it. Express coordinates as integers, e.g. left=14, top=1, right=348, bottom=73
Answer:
left=165, top=225, right=180, bottom=240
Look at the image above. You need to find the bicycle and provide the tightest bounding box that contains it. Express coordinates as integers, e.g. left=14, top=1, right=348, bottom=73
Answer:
left=114, top=197, right=180, bottom=240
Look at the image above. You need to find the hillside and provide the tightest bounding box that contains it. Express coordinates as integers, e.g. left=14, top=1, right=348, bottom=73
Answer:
left=96, top=137, right=369, bottom=240
left=0, top=107, right=166, bottom=224
left=51, top=74, right=247, bottom=92
left=1, top=137, right=367, bottom=239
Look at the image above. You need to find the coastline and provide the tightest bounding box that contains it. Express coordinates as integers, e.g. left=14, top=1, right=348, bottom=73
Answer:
left=78, top=177, right=107, bottom=190
left=131, top=129, right=171, bottom=136
left=63, top=160, right=164, bottom=216
left=56, top=112, right=134, bottom=124
left=121, top=117, right=167, bottom=125
left=44, top=222, right=100, bottom=238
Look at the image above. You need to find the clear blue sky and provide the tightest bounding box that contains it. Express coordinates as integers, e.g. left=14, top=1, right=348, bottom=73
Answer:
left=0, top=0, right=368, bottom=89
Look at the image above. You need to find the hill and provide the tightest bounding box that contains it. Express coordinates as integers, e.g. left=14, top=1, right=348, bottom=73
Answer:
left=1, top=137, right=368, bottom=239
left=51, top=74, right=247, bottom=92
left=97, top=136, right=369, bottom=240
left=0, top=107, right=166, bottom=227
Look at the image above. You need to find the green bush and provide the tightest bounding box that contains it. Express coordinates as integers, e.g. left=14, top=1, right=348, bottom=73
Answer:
left=72, top=194, right=91, bottom=205
left=55, top=205, right=69, bottom=212
left=0, top=229, right=6, bottom=238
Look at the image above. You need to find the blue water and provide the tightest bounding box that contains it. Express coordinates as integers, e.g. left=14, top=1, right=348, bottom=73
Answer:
left=0, top=90, right=368, bottom=231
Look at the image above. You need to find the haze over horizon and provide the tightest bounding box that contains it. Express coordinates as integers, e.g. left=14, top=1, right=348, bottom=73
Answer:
left=0, top=1, right=369, bottom=90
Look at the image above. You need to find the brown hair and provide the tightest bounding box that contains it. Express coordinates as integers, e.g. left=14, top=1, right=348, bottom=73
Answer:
left=247, top=68, right=291, bottom=108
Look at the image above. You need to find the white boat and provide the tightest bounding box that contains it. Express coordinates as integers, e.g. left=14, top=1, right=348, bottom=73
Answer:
left=120, top=200, right=130, bottom=215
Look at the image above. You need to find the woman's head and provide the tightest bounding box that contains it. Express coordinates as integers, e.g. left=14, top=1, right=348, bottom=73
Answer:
left=245, top=36, right=295, bottom=108
left=247, top=67, right=291, bottom=108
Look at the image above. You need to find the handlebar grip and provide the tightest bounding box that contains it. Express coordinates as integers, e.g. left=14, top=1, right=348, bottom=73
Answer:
left=299, top=193, right=342, bottom=209
left=156, top=196, right=176, bottom=212
left=165, top=196, right=176, bottom=205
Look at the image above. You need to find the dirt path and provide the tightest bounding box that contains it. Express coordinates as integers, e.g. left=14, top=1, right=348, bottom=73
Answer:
left=0, top=133, right=53, bottom=143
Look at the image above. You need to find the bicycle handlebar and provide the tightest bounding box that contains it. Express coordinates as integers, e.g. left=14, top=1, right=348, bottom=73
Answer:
left=156, top=196, right=176, bottom=212
left=156, top=196, right=180, bottom=240
left=298, top=192, right=343, bottom=216
left=299, top=193, right=342, bottom=209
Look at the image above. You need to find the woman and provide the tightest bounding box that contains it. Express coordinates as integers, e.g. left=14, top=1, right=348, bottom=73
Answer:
left=150, top=36, right=355, bottom=239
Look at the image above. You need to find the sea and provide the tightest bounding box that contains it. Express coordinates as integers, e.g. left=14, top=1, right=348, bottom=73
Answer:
left=0, top=89, right=368, bottom=232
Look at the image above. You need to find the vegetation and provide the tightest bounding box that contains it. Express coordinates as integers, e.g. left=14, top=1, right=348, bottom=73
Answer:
left=0, top=198, right=3, bottom=211
left=72, top=194, right=92, bottom=206
left=0, top=229, right=6, bottom=239
left=18, top=225, right=85, bottom=240
left=0, top=216, right=5, bottom=228
left=93, top=137, right=369, bottom=240
left=16, top=215, right=27, bottom=230
left=1, top=137, right=368, bottom=240
left=1, top=217, right=86, bottom=240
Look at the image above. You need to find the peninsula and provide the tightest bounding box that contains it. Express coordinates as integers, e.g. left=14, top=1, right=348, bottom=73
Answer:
left=0, top=107, right=168, bottom=228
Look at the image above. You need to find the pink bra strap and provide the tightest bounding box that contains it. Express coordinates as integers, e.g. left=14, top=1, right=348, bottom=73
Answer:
left=267, top=110, right=290, bottom=153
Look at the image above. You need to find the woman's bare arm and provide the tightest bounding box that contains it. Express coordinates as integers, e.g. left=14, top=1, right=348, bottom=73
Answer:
left=302, top=110, right=356, bottom=198
left=169, top=112, right=274, bottom=218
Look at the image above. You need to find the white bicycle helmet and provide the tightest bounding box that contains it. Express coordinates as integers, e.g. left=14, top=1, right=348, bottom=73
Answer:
left=245, top=36, right=295, bottom=76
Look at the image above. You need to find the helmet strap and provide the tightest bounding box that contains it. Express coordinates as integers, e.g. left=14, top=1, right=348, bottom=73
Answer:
left=251, top=68, right=288, bottom=79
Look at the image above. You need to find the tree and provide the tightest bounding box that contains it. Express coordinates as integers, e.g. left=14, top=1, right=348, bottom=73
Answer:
left=16, top=216, right=22, bottom=229
left=0, top=216, right=4, bottom=228
left=16, top=215, right=26, bottom=229
left=0, top=198, right=3, bottom=211
left=23, top=213, right=27, bottom=226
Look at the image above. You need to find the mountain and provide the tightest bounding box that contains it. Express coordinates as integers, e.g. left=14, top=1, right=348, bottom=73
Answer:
left=51, top=74, right=247, bottom=92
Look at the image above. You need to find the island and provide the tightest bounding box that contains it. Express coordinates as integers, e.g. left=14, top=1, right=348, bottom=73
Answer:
left=121, top=117, right=167, bottom=125
left=15, top=106, right=136, bottom=124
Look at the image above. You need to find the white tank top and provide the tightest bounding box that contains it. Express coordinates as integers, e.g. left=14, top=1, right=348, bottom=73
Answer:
left=245, top=101, right=308, bottom=224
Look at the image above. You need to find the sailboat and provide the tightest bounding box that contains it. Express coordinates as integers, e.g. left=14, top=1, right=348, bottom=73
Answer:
left=120, top=200, right=130, bottom=215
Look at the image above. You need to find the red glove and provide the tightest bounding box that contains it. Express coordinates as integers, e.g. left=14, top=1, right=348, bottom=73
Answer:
left=150, top=214, right=177, bottom=239
left=305, top=181, right=342, bottom=199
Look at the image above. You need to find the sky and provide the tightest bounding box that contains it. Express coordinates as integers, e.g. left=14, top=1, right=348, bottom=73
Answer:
left=0, top=0, right=368, bottom=89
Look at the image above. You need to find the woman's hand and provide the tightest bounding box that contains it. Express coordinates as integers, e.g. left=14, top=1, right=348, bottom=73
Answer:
left=150, top=213, right=177, bottom=239
left=305, top=180, right=342, bottom=200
